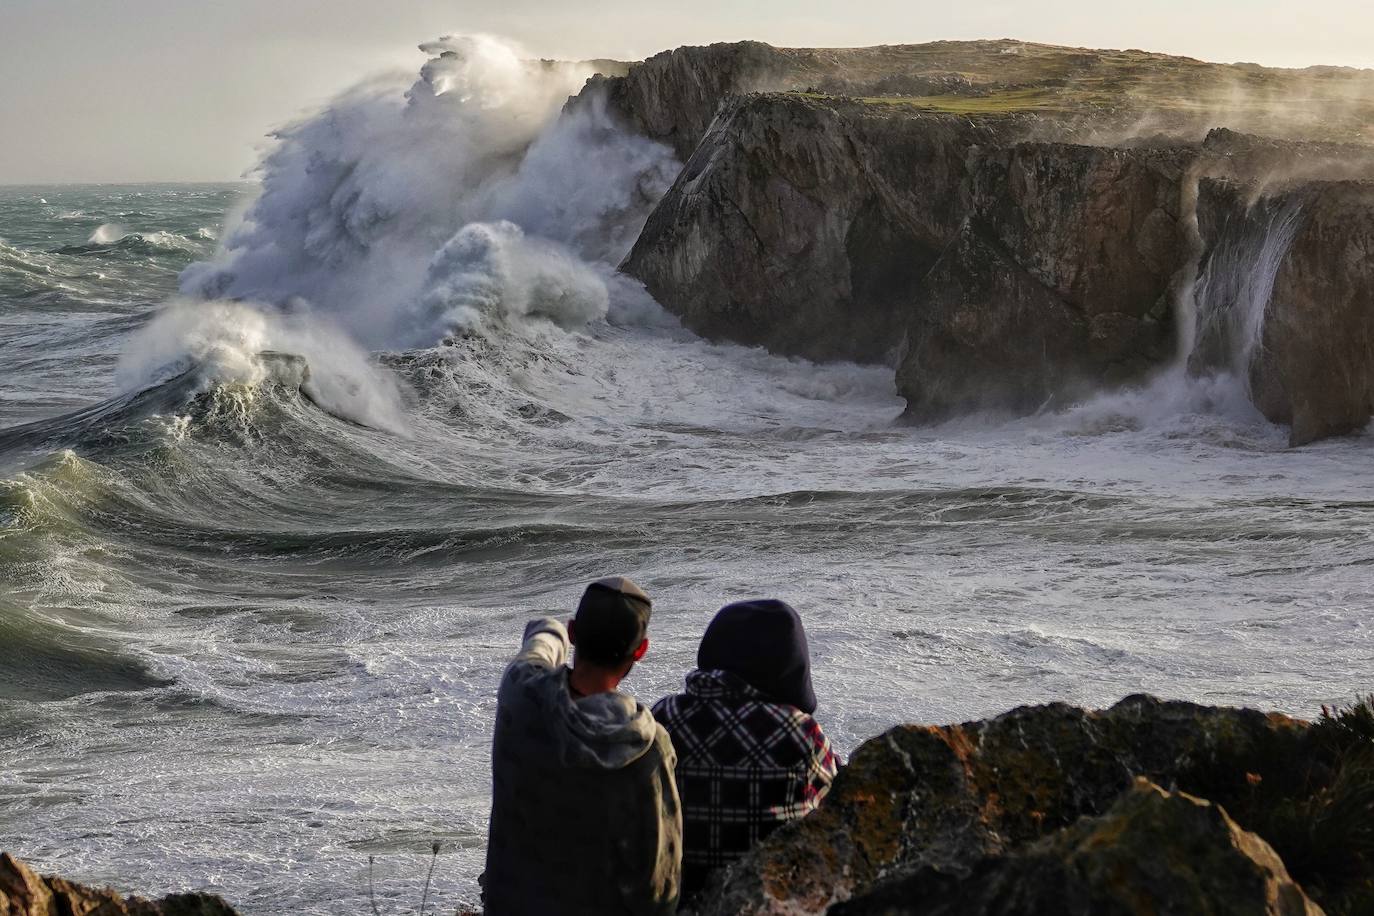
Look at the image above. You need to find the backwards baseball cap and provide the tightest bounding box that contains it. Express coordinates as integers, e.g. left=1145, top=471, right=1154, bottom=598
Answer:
left=572, top=576, right=653, bottom=667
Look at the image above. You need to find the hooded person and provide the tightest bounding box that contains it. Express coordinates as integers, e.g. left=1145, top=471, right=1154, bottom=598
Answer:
left=652, top=600, right=840, bottom=901
left=481, top=577, right=682, bottom=915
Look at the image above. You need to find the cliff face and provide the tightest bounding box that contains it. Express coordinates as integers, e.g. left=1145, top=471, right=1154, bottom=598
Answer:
left=898, top=142, right=1189, bottom=418
left=587, top=40, right=1374, bottom=443
left=1195, top=179, right=1374, bottom=445
left=623, top=95, right=1020, bottom=363
left=586, top=42, right=820, bottom=161
left=684, top=695, right=1372, bottom=916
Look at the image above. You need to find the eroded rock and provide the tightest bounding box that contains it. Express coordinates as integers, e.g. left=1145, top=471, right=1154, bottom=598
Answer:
left=0, top=853, right=237, bottom=916
left=899, top=142, right=1188, bottom=418
left=831, top=779, right=1324, bottom=916
left=624, top=94, right=1022, bottom=363
left=1195, top=178, right=1374, bottom=445
left=685, top=695, right=1310, bottom=915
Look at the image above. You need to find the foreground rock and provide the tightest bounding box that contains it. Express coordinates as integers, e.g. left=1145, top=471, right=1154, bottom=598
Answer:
left=0, top=853, right=237, bottom=916
left=832, top=779, right=1323, bottom=916
left=683, top=694, right=1369, bottom=915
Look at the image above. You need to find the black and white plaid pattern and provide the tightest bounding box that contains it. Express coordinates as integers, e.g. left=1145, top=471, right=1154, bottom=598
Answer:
left=653, top=669, right=839, bottom=886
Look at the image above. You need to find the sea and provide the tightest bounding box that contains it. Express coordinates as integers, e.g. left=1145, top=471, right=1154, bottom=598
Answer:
left=1, top=35, right=1370, bottom=915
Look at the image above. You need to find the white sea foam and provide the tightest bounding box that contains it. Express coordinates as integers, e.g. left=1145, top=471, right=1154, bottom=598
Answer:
left=407, top=221, right=611, bottom=342
left=180, top=34, right=677, bottom=351
left=88, top=223, right=129, bottom=245
left=117, top=299, right=411, bottom=434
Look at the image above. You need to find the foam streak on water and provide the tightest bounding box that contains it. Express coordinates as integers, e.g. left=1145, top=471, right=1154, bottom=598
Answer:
left=1, top=35, right=1371, bottom=916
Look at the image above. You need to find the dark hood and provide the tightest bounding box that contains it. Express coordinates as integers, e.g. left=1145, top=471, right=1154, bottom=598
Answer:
left=696, top=599, right=817, bottom=714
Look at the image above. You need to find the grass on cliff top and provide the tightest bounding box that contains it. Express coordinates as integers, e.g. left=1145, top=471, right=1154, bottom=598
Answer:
left=785, top=41, right=1374, bottom=140
left=793, top=87, right=1083, bottom=115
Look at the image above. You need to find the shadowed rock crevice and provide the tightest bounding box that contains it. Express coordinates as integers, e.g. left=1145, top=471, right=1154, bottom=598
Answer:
left=831, top=779, right=1324, bottom=916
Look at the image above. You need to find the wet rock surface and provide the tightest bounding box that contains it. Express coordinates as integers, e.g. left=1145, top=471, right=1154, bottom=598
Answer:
left=1195, top=178, right=1374, bottom=445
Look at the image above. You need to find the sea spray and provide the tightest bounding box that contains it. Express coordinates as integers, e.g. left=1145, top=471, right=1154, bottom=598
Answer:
left=408, top=222, right=610, bottom=343
left=180, top=35, right=677, bottom=350
left=116, top=300, right=412, bottom=434
left=1188, top=196, right=1306, bottom=388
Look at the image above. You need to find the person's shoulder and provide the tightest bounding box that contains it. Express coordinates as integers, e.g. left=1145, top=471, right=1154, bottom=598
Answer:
left=497, top=651, right=566, bottom=715
left=648, top=714, right=677, bottom=759
left=744, top=700, right=828, bottom=755
left=650, top=691, right=693, bottom=723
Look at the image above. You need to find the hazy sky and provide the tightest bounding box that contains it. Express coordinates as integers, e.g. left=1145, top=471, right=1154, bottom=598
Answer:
left=3, top=0, right=1374, bottom=183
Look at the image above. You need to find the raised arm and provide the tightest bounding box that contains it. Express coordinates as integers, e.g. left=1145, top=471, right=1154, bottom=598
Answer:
left=510, top=616, right=569, bottom=671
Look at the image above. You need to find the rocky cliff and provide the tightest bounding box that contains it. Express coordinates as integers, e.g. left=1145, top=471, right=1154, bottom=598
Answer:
left=624, top=94, right=1025, bottom=363
left=898, top=141, right=1190, bottom=418
left=684, top=694, right=1374, bottom=916
left=1197, top=177, right=1374, bottom=445
left=0, top=853, right=237, bottom=916
left=591, top=41, right=1374, bottom=443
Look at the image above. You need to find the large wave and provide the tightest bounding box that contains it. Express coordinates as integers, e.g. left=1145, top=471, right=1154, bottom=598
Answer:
left=177, top=34, right=678, bottom=353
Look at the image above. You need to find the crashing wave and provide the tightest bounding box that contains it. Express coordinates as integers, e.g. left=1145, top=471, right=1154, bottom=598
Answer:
left=55, top=224, right=202, bottom=257
left=178, top=33, right=678, bottom=351
left=116, top=300, right=412, bottom=435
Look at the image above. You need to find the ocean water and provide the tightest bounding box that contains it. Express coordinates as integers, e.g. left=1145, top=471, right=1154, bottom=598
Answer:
left=1, top=36, right=1371, bottom=915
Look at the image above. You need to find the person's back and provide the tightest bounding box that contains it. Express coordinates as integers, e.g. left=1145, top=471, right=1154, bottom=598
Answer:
left=483, top=578, right=682, bottom=915
left=653, top=600, right=839, bottom=901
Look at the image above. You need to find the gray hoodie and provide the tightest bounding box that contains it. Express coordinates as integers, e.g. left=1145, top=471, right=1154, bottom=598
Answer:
left=482, top=618, right=682, bottom=915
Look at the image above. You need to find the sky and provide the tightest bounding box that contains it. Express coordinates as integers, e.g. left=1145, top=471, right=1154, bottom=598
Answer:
left=3, top=0, right=1374, bottom=183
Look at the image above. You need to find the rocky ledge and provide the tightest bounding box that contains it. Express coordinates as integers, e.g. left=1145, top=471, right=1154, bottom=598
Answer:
left=0, top=852, right=237, bottom=916
left=687, top=694, right=1374, bottom=916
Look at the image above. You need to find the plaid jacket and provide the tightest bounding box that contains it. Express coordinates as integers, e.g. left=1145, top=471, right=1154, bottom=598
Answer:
left=652, top=669, right=840, bottom=895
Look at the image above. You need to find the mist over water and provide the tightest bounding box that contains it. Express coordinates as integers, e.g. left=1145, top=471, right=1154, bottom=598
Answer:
left=1, top=34, right=1371, bottom=916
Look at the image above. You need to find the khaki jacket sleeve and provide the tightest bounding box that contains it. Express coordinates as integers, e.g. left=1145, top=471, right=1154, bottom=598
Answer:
left=627, top=727, right=683, bottom=914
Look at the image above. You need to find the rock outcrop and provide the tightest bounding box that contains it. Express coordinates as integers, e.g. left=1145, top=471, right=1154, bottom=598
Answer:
left=0, top=853, right=238, bottom=916
left=584, top=42, right=826, bottom=161
left=898, top=142, right=1189, bottom=418
left=624, top=95, right=1024, bottom=363
left=684, top=695, right=1333, bottom=915
left=831, top=779, right=1324, bottom=916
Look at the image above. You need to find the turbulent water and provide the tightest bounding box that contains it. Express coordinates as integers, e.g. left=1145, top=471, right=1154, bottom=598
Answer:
left=1, top=35, right=1371, bottom=916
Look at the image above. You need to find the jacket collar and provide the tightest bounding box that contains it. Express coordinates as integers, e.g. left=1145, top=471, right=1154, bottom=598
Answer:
left=685, top=668, right=773, bottom=703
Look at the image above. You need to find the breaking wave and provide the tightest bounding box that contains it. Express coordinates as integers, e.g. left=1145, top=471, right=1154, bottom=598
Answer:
left=178, top=34, right=678, bottom=358
left=54, top=224, right=203, bottom=257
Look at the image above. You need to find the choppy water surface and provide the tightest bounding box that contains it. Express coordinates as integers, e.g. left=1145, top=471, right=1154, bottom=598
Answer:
left=2, top=38, right=1371, bottom=916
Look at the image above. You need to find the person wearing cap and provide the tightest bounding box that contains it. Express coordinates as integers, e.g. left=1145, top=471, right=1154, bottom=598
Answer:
left=481, top=577, right=682, bottom=915
left=652, top=600, right=839, bottom=902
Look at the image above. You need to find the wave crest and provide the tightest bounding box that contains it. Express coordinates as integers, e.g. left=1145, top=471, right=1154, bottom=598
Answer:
left=178, top=33, right=677, bottom=350
left=117, top=300, right=412, bottom=435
